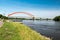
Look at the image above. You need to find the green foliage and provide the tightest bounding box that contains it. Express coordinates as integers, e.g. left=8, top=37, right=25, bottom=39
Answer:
left=1, top=16, right=8, bottom=19
left=53, top=16, right=60, bottom=21
left=0, top=14, right=8, bottom=19
left=0, top=14, right=2, bottom=18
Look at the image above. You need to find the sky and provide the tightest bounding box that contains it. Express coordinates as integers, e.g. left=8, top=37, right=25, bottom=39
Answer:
left=0, top=0, right=60, bottom=18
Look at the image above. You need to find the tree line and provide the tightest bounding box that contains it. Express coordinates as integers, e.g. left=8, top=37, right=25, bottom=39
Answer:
left=0, top=14, right=60, bottom=21
left=0, top=14, right=8, bottom=19
left=53, top=16, right=60, bottom=21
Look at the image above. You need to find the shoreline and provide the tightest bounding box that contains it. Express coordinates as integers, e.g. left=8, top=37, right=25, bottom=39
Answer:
left=0, top=21, right=51, bottom=40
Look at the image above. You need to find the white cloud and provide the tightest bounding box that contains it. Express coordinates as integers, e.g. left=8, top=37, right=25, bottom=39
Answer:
left=21, top=9, right=60, bottom=18
left=0, top=7, right=60, bottom=18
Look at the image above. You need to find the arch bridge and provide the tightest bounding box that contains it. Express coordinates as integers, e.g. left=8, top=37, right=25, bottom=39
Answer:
left=8, top=12, right=35, bottom=20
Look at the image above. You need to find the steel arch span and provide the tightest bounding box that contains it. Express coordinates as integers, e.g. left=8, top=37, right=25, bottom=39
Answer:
left=8, top=12, right=34, bottom=17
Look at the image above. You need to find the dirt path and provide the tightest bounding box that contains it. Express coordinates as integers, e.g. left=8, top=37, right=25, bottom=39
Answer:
left=0, top=21, right=3, bottom=28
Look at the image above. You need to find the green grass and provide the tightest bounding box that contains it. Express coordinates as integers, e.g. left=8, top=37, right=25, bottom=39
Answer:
left=0, top=22, right=51, bottom=40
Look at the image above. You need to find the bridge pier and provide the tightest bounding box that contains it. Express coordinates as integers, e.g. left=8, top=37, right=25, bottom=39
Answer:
left=32, top=17, right=35, bottom=21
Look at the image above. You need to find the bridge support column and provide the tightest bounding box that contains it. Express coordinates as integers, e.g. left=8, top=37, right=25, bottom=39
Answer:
left=32, top=17, right=35, bottom=21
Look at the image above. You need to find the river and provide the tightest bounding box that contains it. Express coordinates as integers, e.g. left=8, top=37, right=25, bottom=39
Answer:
left=22, top=20, right=60, bottom=40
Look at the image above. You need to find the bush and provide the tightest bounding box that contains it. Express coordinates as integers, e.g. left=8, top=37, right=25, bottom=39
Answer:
left=53, top=16, right=60, bottom=21
left=0, top=14, right=2, bottom=18
left=0, top=14, right=8, bottom=19
left=1, top=16, right=8, bottom=19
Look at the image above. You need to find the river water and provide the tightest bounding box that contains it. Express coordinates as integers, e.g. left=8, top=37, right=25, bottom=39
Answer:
left=22, top=20, right=60, bottom=40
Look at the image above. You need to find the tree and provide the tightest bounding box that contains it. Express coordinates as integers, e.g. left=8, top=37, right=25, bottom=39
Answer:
left=1, top=16, right=8, bottom=19
left=0, top=14, right=2, bottom=18
left=0, top=14, right=8, bottom=19
left=53, top=16, right=60, bottom=21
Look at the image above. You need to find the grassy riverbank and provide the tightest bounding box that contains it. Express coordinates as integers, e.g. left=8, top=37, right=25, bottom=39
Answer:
left=0, top=22, right=51, bottom=40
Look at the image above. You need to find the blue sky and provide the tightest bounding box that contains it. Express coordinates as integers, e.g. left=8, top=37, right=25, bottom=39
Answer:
left=0, top=0, right=60, bottom=18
